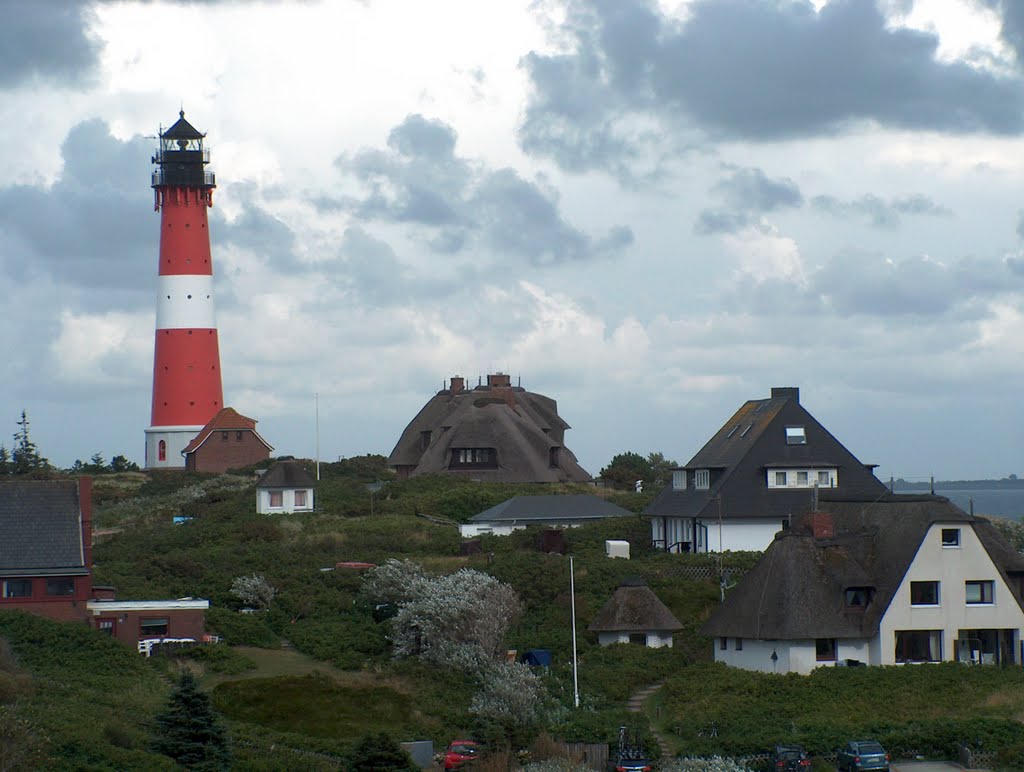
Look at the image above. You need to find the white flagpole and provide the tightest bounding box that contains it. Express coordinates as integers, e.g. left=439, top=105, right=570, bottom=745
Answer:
left=315, top=392, right=320, bottom=481
left=570, top=556, right=580, bottom=708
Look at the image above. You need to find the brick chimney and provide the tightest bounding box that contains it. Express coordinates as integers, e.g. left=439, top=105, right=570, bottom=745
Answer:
left=771, top=386, right=800, bottom=403
left=450, top=375, right=465, bottom=393
left=487, top=372, right=511, bottom=387
left=809, top=511, right=834, bottom=540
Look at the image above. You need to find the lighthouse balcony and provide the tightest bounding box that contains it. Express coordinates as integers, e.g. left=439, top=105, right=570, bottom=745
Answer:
left=152, top=170, right=216, bottom=187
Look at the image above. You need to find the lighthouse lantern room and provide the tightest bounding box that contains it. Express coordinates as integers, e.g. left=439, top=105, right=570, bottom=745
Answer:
left=145, top=111, right=224, bottom=469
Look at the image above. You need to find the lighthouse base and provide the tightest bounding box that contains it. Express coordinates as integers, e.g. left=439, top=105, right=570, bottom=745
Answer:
left=145, top=425, right=204, bottom=470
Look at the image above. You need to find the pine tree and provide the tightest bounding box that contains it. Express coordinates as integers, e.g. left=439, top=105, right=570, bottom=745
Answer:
left=11, top=411, right=48, bottom=475
left=0, top=445, right=10, bottom=476
left=151, top=671, right=230, bottom=770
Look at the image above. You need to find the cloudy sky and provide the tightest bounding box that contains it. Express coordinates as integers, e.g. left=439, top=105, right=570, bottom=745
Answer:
left=3, top=0, right=1024, bottom=482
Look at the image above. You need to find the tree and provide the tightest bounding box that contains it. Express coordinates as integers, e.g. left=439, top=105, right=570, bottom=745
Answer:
left=109, top=454, right=140, bottom=473
left=230, top=574, right=276, bottom=610
left=11, top=412, right=48, bottom=475
left=0, top=446, right=9, bottom=477
left=470, top=661, right=545, bottom=743
left=347, top=732, right=417, bottom=772
left=151, top=671, right=230, bottom=770
left=600, top=451, right=677, bottom=490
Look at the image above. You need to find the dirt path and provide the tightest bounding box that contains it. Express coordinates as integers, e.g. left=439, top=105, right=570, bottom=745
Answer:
left=627, top=681, right=674, bottom=759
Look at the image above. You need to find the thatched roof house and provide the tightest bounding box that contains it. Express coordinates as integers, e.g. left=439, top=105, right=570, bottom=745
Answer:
left=588, top=577, right=682, bottom=648
left=387, top=373, right=591, bottom=483
left=256, top=458, right=316, bottom=514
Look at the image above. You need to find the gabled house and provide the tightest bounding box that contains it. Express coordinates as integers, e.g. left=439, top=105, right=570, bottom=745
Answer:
left=388, top=373, right=591, bottom=484
left=460, top=494, right=634, bottom=537
left=256, top=458, right=316, bottom=514
left=182, top=407, right=273, bottom=473
left=0, top=478, right=93, bottom=623
left=645, top=387, right=887, bottom=553
left=1, top=478, right=210, bottom=652
left=702, top=498, right=1024, bottom=674
left=588, top=577, right=682, bottom=648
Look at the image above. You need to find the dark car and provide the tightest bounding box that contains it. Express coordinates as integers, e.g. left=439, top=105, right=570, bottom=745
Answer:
left=444, top=740, right=480, bottom=770
left=608, top=754, right=652, bottom=772
left=837, top=740, right=890, bottom=772
left=770, top=743, right=811, bottom=770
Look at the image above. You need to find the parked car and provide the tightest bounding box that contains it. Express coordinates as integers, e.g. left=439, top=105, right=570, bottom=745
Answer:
left=608, top=754, right=652, bottom=772
left=770, top=743, right=811, bottom=770
left=444, top=740, right=480, bottom=770
left=836, top=740, right=890, bottom=772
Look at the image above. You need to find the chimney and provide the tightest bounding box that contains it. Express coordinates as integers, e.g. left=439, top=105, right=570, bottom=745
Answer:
left=487, top=372, right=511, bottom=387
left=771, top=387, right=800, bottom=403
left=809, top=511, right=834, bottom=540
left=450, top=375, right=465, bottom=393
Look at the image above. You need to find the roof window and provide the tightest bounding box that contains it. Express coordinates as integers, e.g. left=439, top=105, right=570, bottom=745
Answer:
left=739, top=424, right=753, bottom=437
left=785, top=426, right=806, bottom=445
left=726, top=425, right=739, bottom=439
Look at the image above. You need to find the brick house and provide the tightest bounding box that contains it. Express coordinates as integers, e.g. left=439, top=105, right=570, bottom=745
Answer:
left=182, top=407, right=274, bottom=473
left=1, top=478, right=210, bottom=651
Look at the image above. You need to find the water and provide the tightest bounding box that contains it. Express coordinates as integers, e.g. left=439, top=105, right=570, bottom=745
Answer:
left=929, top=488, right=1024, bottom=520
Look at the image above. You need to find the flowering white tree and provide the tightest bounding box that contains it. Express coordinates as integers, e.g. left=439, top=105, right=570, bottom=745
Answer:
left=360, top=560, right=523, bottom=668
left=230, top=574, right=276, bottom=610
left=470, top=661, right=545, bottom=729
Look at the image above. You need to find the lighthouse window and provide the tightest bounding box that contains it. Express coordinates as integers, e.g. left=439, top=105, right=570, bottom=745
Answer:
left=158, top=441, right=166, bottom=461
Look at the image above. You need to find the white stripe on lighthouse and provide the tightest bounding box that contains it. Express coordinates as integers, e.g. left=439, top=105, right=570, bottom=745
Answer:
left=156, top=275, right=216, bottom=329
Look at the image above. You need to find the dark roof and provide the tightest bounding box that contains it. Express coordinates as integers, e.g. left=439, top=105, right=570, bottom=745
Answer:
left=469, top=494, right=633, bottom=523
left=257, top=460, right=316, bottom=489
left=0, top=480, right=87, bottom=575
left=588, top=578, right=683, bottom=633
left=183, top=407, right=273, bottom=454
left=702, top=496, right=1023, bottom=640
left=387, top=375, right=590, bottom=483
left=162, top=111, right=205, bottom=140
left=644, top=387, right=887, bottom=523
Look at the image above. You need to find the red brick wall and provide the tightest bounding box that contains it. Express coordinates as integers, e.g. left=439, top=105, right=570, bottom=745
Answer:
left=0, top=575, right=91, bottom=623
left=103, top=608, right=208, bottom=647
left=186, top=430, right=270, bottom=473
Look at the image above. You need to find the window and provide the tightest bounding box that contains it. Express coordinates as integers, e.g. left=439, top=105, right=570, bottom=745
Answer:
left=845, top=587, right=871, bottom=607
left=46, top=578, right=74, bottom=596
left=629, top=633, right=647, bottom=645
left=419, top=430, right=431, bottom=451
left=797, top=471, right=808, bottom=485
left=965, top=580, right=994, bottom=605
left=158, top=440, right=166, bottom=462
left=236, top=431, right=243, bottom=441
left=785, top=426, right=807, bottom=445
left=2, top=579, right=31, bottom=598
left=672, top=470, right=686, bottom=490
left=739, top=424, right=753, bottom=437
left=910, top=581, right=940, bottom=606
left=548, top=447, right=560, bottom=468
left=775, top=471, right=787, bottom=486
left=294, top=490, right=307, bottom=508
left=450, top=448, right=497, bottom=469
left=140, top=618, right=169, bottom=637
left=268, top=491, right=283, bottom=508
left=695, top=469, right=710, bottom=489
left=735, top=637, right=743, bottom=651
left=895, top=630, right=942, bottom=662
left=726, top=425, right=739, bottom=439
left=221, top=431, right=228, bottom=441
left=815, top=638, right=837, bottom=661
left=97, top=619, right=115, bottom=636
left=942, top=529, right=961, bottom=548
left=719, top=637, right=727, bottom=651
left=818, top=471, right=831, bottom=487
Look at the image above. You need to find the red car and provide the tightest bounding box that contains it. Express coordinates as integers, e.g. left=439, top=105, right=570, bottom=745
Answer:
left=444, top=740, right=480, bottom=770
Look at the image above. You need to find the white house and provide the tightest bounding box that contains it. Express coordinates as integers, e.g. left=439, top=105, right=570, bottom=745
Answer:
left=460, top=494, right=634, bottom=538
left=588, top=577, right=682, bottom=648
left=645, top=387, right=888, bottom=554
left=256, top=459, right=316, bottom=514
left=702, top=499, right=1024, bottom=674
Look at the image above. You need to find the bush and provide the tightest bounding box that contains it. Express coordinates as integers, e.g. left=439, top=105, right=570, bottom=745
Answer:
left=205, top=607, right=280, bottom=648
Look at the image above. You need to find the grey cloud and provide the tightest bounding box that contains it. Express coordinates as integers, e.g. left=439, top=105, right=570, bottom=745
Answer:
left=0, top=1, right=98, bottom=88
left=332, top=114, right=633, bottom=266
left=693, top=210, right=757, bottom=235
left=715, top=168, right=803, bottom=212
left=812, top=193, right=951, bottom=229
left=726, top=250, right=1012, bottom=318
left=978, top=1, right=1024, bottom=66
left=1006, top=255, right=1024, bottom=275
left=0, top=119, right=153, bottom=300
left=520, top=0, right=1024, bottom=173
left=1016, top=209, right=1024, bottom=240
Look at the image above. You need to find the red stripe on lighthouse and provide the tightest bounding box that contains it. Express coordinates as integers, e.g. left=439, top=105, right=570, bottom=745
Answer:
left=151, top=329, right=223, bottom=426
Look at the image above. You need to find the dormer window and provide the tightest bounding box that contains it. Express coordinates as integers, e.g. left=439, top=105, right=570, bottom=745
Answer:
left=450, top=448, right=498, bottom=469
left=845, top=587, right=872, bottom=607
left=694, top=469, right=710, bottom=489
left=942, top=528, right=961, bottom=548
left=785, top=426, right=806, bottom=445
left=672, top=470, right=686, bottom=490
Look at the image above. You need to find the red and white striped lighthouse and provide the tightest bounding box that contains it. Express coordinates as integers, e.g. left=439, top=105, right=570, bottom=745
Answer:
left=144, top=111, right=224, bottom=469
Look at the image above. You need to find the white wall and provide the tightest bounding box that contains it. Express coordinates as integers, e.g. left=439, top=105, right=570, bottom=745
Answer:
left=878, top=522, right=1024, bottom=664
left=145, top=426, right=202, bottom=469
left=257, top=487, right=315, bottom=515
left=715, top=637, right=873, bottom=674
left=459, top=523, right=525, bottom=538
left=597, top=631, right=674, bottom=648
left=706, top=519, right=784, bottom=552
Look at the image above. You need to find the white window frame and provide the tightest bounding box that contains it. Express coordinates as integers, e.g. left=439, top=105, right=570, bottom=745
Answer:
left=694, top=469, right=710, bottom=489
left=774, top=471, right=787, bottom=487
left=672, top=470, right=686, bottom=490
left=785, top=426, right=807, bottom=445
left=965, top=580, right=994, bottom=605
left=941, top=528, right=961, bottom=548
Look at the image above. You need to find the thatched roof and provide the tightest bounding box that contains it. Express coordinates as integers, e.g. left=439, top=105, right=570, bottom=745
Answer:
left=588, top=577, right=683, bottom=633
left=257, top=459, right=316, bottom=489
left=387, top=374, right=590, bottom=483
left=702, top=496, right=1024, bottom=641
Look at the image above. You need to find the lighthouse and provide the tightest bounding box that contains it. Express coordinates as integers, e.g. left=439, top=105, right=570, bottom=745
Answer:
left=144, top=111, right=224, bottom=469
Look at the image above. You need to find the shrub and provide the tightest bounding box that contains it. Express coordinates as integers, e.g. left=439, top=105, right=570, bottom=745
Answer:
left=205, top=607, right=280, bottom=648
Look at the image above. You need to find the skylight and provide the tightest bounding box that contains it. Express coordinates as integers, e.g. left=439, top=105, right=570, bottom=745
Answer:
left=785, top=426, right=806, bottom=445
